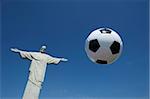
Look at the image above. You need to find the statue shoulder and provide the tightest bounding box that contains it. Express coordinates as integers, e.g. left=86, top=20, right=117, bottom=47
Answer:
left=30, top=52, right=39, bottom=55
left=43, top=53, right=53, bottom=59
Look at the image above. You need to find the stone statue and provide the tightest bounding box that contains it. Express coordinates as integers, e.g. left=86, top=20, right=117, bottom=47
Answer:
left=11, top=45, right=68, bottom=99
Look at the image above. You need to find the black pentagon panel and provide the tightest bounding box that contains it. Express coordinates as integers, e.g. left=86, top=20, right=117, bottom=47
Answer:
left=96, top=60, right=107, bottom=64
left=89, top=39, right=100, bottom=52
left=110, top=41, right=120, bottom=54
left=100, top=28, right=111, bottom=34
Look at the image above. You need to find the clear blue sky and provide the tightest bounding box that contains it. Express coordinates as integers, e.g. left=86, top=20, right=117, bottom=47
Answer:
left=1, top=0, right=149, bottom=99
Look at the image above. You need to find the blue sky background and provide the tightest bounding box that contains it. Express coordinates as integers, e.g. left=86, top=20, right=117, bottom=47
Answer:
left=1, top=0, right=149, bottom=99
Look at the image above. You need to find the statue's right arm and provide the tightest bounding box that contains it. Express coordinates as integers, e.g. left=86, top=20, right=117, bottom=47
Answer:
left=11, top=48, right=33, bottom=60
left=10, top=48, right=22, bottom=53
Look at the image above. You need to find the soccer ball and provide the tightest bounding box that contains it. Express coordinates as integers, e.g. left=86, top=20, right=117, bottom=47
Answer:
left=85, top=28, right=123, bottom=64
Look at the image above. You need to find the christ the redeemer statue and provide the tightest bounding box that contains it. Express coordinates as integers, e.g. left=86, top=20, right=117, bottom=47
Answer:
left=11, top=45, right=68, bottom=99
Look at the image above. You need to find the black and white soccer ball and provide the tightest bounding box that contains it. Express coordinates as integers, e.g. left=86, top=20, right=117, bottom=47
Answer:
left=85, top=28, right=123, bottom=64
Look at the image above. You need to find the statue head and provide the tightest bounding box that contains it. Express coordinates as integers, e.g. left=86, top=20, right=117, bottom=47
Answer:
left=40, top=45, right=47, bottom=53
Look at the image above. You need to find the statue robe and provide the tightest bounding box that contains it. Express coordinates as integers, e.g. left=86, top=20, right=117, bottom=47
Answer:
left=19, top=51, right=61, bottom=99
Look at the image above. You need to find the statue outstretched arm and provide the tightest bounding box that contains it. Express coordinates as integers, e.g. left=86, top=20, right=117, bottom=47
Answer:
left=10, top=48, right=33, bottom=60
left=47, top=56, right=68, bottom=64
left=60, top=58, right=68, bottom=62
left=10, top=48, right=22, bottom=53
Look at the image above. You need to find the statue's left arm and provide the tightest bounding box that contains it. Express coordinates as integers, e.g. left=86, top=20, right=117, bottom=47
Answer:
left=47, top=55, right=68, bottom=64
